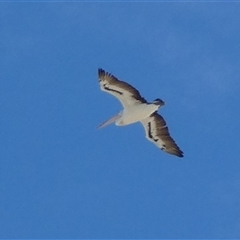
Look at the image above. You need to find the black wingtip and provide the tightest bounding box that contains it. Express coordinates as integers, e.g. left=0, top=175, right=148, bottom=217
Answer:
left=176, top=151, right=184, bottom=158
left=98, top=68, right=108, bottom=80
left=98, top=68, right=105, bottom=74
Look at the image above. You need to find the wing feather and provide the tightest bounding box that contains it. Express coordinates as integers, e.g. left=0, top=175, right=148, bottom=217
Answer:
left=98, top=68, right=147, bottom=108
left=141, top=112, right=183, bottom=157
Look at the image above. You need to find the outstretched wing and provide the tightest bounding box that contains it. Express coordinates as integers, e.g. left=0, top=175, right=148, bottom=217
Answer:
left=98, top=68, right=147, bottom=108
left=141, top=112, right=183, bottom=157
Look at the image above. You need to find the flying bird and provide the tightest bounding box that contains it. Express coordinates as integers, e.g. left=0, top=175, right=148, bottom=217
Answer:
left=97, top=68, right=183, bottom=157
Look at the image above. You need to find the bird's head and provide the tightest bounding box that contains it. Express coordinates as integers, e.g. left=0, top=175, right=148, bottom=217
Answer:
left=152, top=98, right=165, bottom=107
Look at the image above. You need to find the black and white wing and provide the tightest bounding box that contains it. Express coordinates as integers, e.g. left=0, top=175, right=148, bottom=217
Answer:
left=98, top=68, right=147, bottom=108
left=141, top=112, right=183, bottom=157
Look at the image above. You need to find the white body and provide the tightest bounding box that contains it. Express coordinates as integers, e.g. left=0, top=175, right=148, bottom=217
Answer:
left=116, top=103, right=158, bottom=126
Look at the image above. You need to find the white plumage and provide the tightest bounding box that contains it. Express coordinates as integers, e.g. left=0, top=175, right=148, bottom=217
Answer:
left=97, top=68, right=183, bottom=158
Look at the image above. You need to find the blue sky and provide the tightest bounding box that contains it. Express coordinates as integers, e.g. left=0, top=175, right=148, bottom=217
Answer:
left=1, top=2, right=240, bottom=239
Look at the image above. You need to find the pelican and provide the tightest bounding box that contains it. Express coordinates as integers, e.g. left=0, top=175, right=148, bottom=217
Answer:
left=97, top=68, right=183, bottom=157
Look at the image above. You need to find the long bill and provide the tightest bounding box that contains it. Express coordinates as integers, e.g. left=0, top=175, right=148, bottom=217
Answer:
left=97, top=113, right=121, bottom=129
